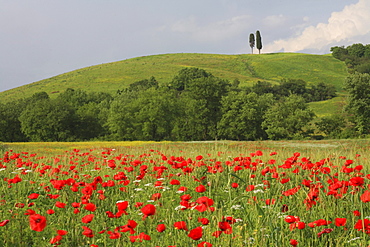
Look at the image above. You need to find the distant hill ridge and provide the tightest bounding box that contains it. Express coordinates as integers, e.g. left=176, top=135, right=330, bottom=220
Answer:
left=0, top=53, right=348, bottom=104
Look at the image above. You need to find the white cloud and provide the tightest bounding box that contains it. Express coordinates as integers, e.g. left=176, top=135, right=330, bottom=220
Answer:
left=169, top=15, right=252, bottom=42
left=264, top=0, right=370, bottom=53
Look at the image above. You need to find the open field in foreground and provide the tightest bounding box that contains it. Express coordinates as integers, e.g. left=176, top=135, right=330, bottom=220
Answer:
left=0, top=140, right=370, bottom=246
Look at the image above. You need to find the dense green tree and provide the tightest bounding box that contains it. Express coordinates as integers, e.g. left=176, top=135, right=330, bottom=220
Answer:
left=249, top=33, right=255, bottom=54
left=108, top=88, right=177, bottom=141
left=330, top=46, right=348, bottom=61
left=56, top=88, right=89, bottom=107
left=122, top=76, right=159, bottom=93
left=256, top=30, right=262, bottom=54
left=218, top=92, right=274, bottom=140
left=347, top=43, right=365, bottom=58
left=170, top=67, right=211, bottom=91
left=309, top=82, right=337, bottom=101
left=250, top=81, right=276, bottom=95
left=315, top=115, right=346, bottom=138
left=262, top=95, right=315, bottom=140
left=276, top=79, right=308, bottom=98
left=343, top=72, right=370, bottom=134
left=19, top=98, right=79, bottom=141
left=0, top=100, right=28, bottom=142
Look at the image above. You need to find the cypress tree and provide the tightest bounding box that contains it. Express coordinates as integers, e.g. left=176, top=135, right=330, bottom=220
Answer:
left=249, top=33, right=255, bottom=54
left=256, top=30, right=262, bottom=54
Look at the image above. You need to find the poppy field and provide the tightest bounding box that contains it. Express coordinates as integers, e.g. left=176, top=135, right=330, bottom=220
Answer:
left=0, top=140, right=370, bottom=247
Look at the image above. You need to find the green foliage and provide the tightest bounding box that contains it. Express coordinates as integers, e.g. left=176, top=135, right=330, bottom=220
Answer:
left=0, top=99, right=28, bottom=142
left=308, top=82, right=337, bottom=101
left=315, top=114, right=346, bottom=138
left=170, top=67, right=212, bottom=91
left=19, top=98, right=79, bottom=141
left=108, top=88, right=177, bottom=141
left=123, top=76, right=159, bottom=93
left=218, top=92, right=274, bottom=140
left=331, top=43, right=370, bottom=74
left=343, top=72, right=370, bottom=135
left=250, top=79, right=336, bottom=102
left=262, top=95, right=315, bottom=140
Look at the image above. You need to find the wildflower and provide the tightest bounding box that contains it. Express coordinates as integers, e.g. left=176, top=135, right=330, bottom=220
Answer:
left=141, top=204, right=156, bottom=219
left=198, top=242, right=212, bottom=247
left=174, top=221, right=188, bottom=231
left=81, top=214, right=94, bottom=224
left=84, top=203, right=97, bottom=212
left=335, top=218, right=347, bottom=227
left=360, top=190, right=370, bottom=203
left=29, top=214, right=47, bottom=232
left=289, top=239, right=298, bottom=246
left=28, top=193, right=39, bottom=199
left=55, top=201, right=66, bottom=208
left=188, top=227, right=203, bottom=240
left=0, top=220, right=9, bottom=226
left=354, top=219, right=370, bottom=234
left=82, top=226, right=94, bottom=238
left=157, top=224, right=166, bottom=232
left=195, top=184, right=206, bottom=193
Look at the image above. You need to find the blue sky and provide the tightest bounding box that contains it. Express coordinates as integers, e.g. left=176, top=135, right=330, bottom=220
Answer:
left=1, top=0, right=368, bottom=92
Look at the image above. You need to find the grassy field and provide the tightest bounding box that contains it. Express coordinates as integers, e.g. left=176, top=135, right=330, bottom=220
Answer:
left=0, top=140, right=370, bottom=246
left=0, top=53, right=348, bottom=103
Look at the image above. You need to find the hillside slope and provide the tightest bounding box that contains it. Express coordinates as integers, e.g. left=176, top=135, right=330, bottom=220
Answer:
left=0, top=53, right=348, bottom=105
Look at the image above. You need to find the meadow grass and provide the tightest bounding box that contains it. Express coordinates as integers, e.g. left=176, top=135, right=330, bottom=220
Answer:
left=0, top=140, right=370, bottom=246
left=0, top=53, right=348, bottom=103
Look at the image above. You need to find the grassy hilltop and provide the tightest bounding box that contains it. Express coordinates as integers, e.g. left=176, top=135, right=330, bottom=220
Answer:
left=0, top=53, right=348, bottom=116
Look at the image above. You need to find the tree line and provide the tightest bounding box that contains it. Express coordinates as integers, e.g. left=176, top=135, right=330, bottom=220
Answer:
left=0, top=67, right=343, bottom=142
left=331, top=43, right=370, bottom=74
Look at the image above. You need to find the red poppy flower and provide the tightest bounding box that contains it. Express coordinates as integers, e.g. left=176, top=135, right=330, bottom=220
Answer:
left=141, top=204, right=156, bottom=219
left=198, top=217, right=210, bottom=225
left=195, top=185, right=206, bottom=193
left=50, top=235, right=62, bottom=244
left=24, top=209, right=36, bottom=215
left=82, top=214, right=94, bottom=223
left=129, top=232, right=151, bottom=243
left=120, top=219, right=138, bottom=234
left=46, top=209, right=55, bottom=215
left=151, top=193, right=161, bottom=201
left=246, top=185, right=255, bottom=192
left=188, top=226, right=203, bottom=240
left=170, top=179, right=180, bottom=185
left=353, top=210, right=361, bottom=216
left=82, top=226, right=94, bottom=238
left=107, top=231, right=121, bottom=239
left=29, top=214, right=47, bottom=232
left=231, top=183, right=239, bottom=188
left=354, top=219, right=370, bottom=233
left=198, top=242, right=212, bottom=247
left=360, top=190, right=370, bottom=203
left=55, top=201, right=66, bottom=208
left=0, top=220, right=9, bottom=227
left=84, top=203, right=97, bottom=212
left=116, top=201, right=128, bottom=215
left=57, top=230, right=68, bottom=236
left=174, top=221, right=188, bottom=231
left=289, top=239, right=298, bottom=246
left=28, top=193, right=39, bottom=199
left=335, top=218, right=347, bottom=227
left=350, top=177, right=365, bottom=187
left=218, top=221, right=232, bottom=234
left=156, top=223, right=166, bottom=232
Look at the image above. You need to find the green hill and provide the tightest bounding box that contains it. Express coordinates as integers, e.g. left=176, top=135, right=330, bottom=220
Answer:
left=0, top=53, right=348, bottom=116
